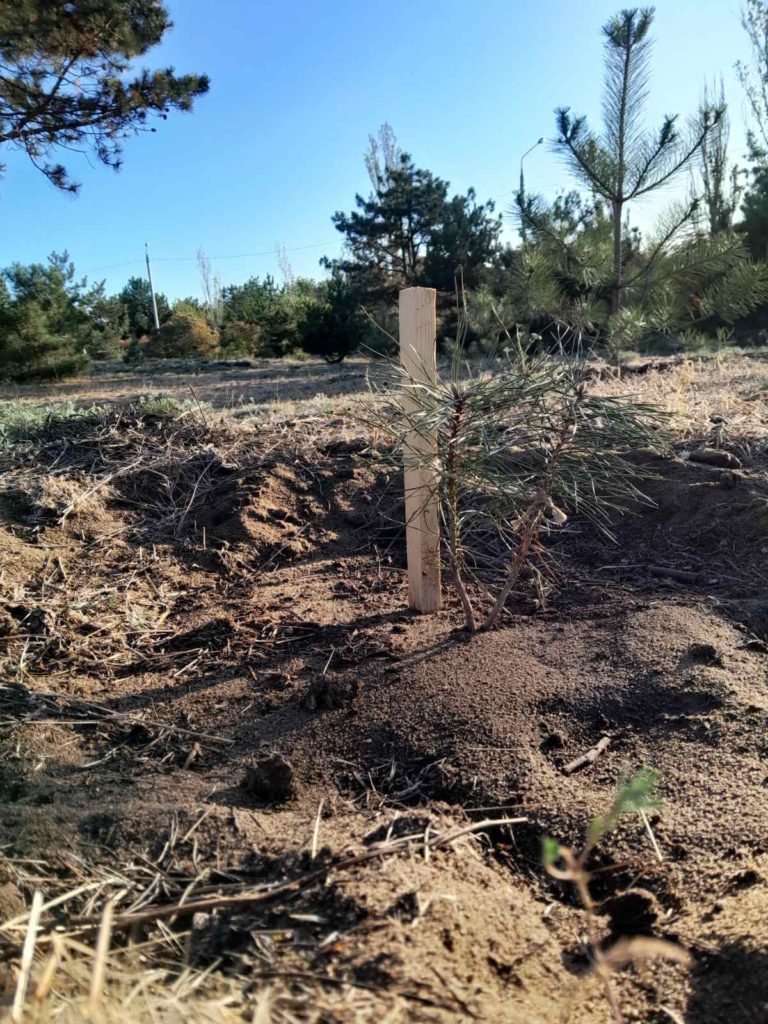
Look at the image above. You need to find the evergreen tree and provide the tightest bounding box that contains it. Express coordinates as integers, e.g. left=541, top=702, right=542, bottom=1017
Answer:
left=0, top=251, right=121, bottom=380
left=299, top=271, right=366, bottom=363
left=0, top=0, right=209, bottom=192
left=221, top=276, right=315, bottom=356
left=741, top=168, right=768, bottom=259
left=698, top=80, right=742, bottom=236
left=118, top=276, right=170, bottom=338
left=329, top=152, right=449, bottom=297
left=328, top=146, right=500, bottom=302
left=554, top=7, right=722, bottom=311
left=424, top=189, right=502, bottom=291
left=511, top=192, right=620, bottom=328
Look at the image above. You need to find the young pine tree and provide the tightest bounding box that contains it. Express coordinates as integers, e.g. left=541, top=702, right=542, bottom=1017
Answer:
left=698, top=80, right=743, bottom=236
left=554, top=8, right=723, bottom=312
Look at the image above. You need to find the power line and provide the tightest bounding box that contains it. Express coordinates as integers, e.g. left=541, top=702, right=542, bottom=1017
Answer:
left=83, top=240, right=340, bottom=275
left=157, top=240, right=338, bottom=263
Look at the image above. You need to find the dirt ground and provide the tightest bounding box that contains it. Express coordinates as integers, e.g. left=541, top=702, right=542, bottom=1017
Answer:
left=1, top=352, right=768, bottom=1022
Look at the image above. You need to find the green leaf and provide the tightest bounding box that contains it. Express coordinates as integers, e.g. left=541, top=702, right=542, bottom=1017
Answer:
left=587, top=814, right=607, bottom=847
left=614, top=767, right=660, bottom=816
left=542, top=836, right=561, bottom=867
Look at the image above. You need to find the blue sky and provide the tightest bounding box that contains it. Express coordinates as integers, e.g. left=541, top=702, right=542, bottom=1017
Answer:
left=0, top=0, right=752, bottom=299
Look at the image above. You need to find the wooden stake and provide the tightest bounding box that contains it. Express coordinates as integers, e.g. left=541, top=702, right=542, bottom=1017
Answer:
left=400, top=287, right=442, bottom=613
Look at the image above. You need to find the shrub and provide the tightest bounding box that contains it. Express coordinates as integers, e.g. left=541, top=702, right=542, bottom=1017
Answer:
left=219, top=320, right=261, bottom=357
left=284, top=346, right=310, bottom=361
left=123, top=338, right=145, bottom=366
left=299, top=272, right=367, bottom=363
left=7, top=353, right=90, bottom=383
left=144, top=311, right=218, bottom=359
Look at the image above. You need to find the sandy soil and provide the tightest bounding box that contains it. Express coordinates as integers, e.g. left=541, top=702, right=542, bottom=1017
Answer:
left=1, top=352, right=768, bottom=1022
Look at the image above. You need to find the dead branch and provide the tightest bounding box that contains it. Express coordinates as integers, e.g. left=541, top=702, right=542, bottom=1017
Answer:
left=563, top=735, right=611, bottom=775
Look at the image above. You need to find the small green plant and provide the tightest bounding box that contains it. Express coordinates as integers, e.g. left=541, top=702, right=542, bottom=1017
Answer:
left=0, top=401, right=107, bottom=448
left=543, top=770, right=690, bottom=1024
left=284, top=346, right=311, bottom=362
left=368, top=335, right=668, bottom=631
left=136, top=394, right=186, bottom=418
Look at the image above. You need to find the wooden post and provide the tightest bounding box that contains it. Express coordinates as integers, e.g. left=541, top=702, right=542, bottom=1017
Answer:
left=400, top=287, right=442, bottom=612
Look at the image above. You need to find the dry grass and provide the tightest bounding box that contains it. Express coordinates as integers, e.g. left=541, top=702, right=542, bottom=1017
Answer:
left=593, top=351, right=768, bottom=446
left=0, top=814, right=522, bottom=1024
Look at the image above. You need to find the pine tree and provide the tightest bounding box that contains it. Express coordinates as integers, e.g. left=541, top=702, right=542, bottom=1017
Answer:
left=554, top=8, right=722, bottom=312
left=329, top=152, right=449, bottom=297
left=328, top=148, right=500, bottom=302
left=0, top=251, right=121, bottom=380
left=118, top=277, right=170, bottom=339
left=698, top=80, right=742, bottom=236
left=424, top=189, right=501, bottom=291
left=0, top=0, right=208, bottom=192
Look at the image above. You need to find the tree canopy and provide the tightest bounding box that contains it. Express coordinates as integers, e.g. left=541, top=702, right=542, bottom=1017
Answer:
left=0, top=0, right=209, bottom=191
left=327, top=149, right=501, bottom=301
left=0, top=251, right=125, bottom=380
left=553, top=7, right=722, bottom=311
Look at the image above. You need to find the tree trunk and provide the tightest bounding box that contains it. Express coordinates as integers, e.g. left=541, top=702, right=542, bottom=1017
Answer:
left=612, top=199, right=624, bottom=314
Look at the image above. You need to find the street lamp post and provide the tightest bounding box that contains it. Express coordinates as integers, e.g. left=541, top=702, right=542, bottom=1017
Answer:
left=519, top=137, right=545, bottom=243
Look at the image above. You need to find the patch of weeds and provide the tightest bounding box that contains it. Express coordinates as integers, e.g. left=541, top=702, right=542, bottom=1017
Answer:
left=543, top=769, right=689, bottom=1023
left=0, top=401, right=108, bottom=449
left=135, top=393, right=205, bottom=418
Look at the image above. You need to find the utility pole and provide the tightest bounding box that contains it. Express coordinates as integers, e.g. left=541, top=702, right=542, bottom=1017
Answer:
left=518, top=137, right=545, bottom=243
left=145, top=242, right=161, bottom=332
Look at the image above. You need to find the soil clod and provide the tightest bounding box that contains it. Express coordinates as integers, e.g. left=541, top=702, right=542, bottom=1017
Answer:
left=304, top=673, right=359, bottom=710
left=241, top=751, right=297, bottom=804
left=688, top=447, right=742, bottom=469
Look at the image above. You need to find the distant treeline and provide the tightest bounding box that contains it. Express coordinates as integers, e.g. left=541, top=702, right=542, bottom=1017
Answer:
left=6, top=6, right=768, bottom=381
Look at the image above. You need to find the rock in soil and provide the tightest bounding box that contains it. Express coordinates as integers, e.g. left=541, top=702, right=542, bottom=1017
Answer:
left=241, top=752, right=296, bottom=804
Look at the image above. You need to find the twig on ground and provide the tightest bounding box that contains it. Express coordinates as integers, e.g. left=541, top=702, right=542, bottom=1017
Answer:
left=640, top=810, right=663, bottom=863
left=563, top=735, right=611, bottom=775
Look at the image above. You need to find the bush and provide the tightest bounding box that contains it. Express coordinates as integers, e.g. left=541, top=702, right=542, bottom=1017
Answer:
left=299, top=273, right=366, bottom=363
left=144, top=312, right=218, bottom=359
left=4, top=352, right=90, bottom=384
left=284, top=346, right=310, bottom=361
left=123, top=338, right=145, bottom=366
left=219, top=320, right=261, bottom=357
